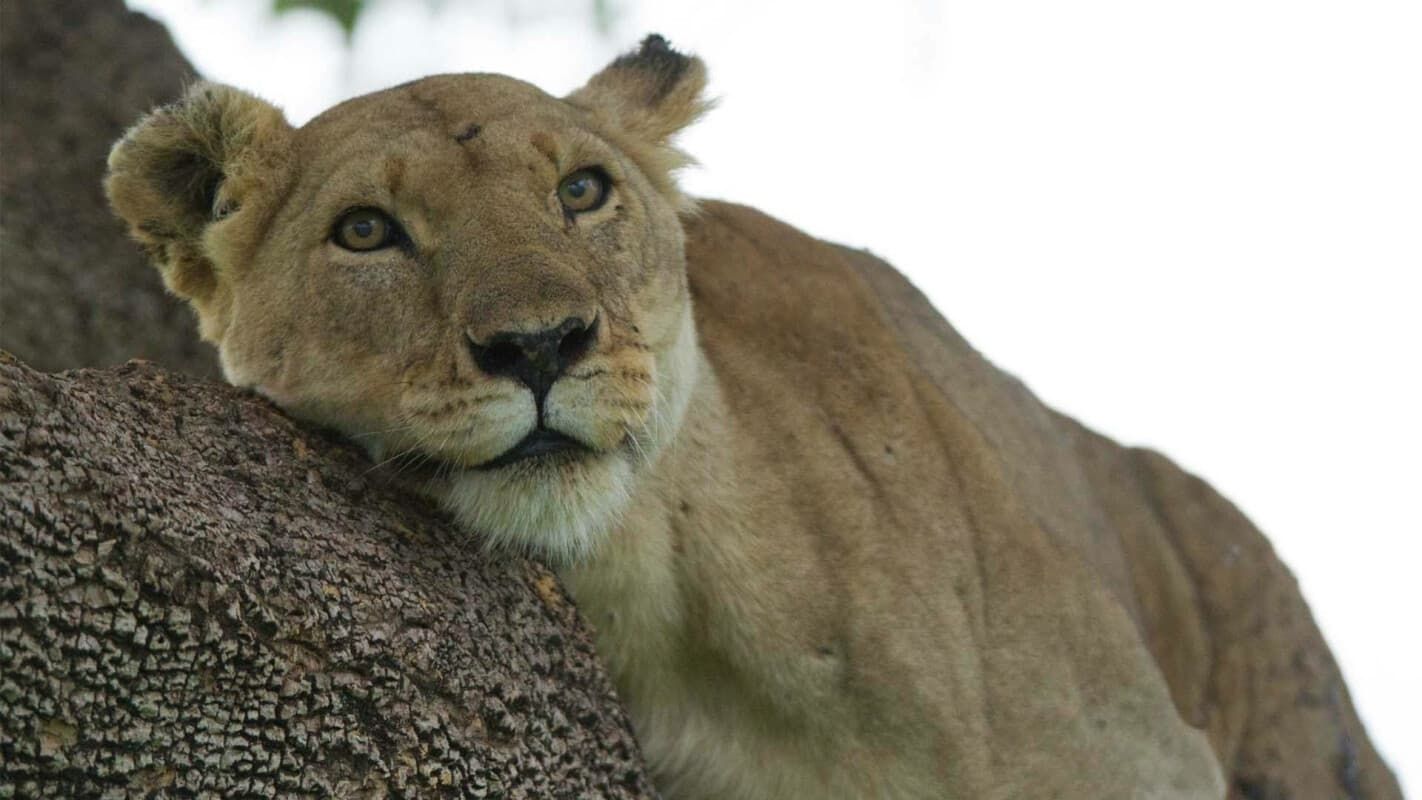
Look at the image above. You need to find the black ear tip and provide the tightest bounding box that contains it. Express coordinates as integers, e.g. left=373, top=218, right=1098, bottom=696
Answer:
left=619, top=33, right=691, bottom=65
left=614, top=33, right=693, bottom=75
left=640, top=33, right=672, bottom=54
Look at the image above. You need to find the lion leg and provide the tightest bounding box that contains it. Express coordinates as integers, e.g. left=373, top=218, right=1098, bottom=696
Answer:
left=1127, top=448, right=1402, bottom=800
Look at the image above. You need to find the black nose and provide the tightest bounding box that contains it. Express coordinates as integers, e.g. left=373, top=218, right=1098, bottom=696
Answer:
left=467, top=316, right=598, bottom=403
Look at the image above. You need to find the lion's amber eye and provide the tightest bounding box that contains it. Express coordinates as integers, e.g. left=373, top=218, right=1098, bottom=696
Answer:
left=333, top=208, right=396, bottom=251
left=557, top=169, right=609, bottom=214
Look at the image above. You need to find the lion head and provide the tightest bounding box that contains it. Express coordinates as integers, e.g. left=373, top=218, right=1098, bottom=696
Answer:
left=106, top=36, right=710, bottom=563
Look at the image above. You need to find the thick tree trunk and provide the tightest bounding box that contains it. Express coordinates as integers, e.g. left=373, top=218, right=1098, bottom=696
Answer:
left=0, top=353, right=655, bottom=798
left=0, top=1, right=655, bottom=794
left=0, top=0, right=218, bottom=377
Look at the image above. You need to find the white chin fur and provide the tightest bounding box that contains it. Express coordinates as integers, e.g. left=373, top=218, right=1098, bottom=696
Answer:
left=436, top=452, right=633, bottom=566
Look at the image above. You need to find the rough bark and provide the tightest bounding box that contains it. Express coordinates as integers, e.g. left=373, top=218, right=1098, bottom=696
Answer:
left=0, top=0, right=219, bottom=378
left=0, top=352, right=655, bottom=798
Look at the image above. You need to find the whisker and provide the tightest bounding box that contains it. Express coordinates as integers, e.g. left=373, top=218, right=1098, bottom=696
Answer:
left=363, top=451, right=410, bottom=476
left=362, top=418, right=439, bottom=477
left=624, top=423, right=652, bottom=467
left=351, top=421, right=420, bottom=440
left=387, top=426, right=444, bottom=478
left=431, top=431, right=458, bottom=482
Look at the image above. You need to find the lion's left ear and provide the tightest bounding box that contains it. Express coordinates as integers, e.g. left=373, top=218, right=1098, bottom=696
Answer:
left=567, top=35, right=709, bottom=206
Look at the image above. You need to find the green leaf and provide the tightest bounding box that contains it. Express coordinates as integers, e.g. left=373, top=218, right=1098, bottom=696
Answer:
left=272, top=0, right=366, bottom=39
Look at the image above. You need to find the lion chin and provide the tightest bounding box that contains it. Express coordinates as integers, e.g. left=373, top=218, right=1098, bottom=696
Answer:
left=430, top=447, right=634, bottom=566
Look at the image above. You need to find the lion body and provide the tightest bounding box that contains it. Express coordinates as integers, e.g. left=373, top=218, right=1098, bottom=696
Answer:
left=565, top=201, right=1226, bottom=798
left=576, top=201, right=1397, bottom=798
left=106, top=37, right=1401, bottom=799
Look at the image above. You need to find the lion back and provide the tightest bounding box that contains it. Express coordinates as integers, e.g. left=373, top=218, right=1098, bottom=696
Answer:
left=682, top=200, right=1401, bottom=799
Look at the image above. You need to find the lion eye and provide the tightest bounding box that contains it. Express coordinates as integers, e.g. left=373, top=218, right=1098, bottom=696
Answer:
left=333, top=208, right=398, bottom=251
left=557, top=169, right=610, bottom=214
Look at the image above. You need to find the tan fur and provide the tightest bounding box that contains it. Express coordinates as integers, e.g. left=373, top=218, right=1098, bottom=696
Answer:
left=108, top=36, right=1401, bottom=800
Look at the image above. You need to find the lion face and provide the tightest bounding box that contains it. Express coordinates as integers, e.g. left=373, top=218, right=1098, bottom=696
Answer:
left=107, top=36, right=709, bottom=562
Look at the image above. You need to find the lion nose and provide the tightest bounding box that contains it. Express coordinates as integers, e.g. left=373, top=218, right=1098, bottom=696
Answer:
left=467, top=316, right=598, bottom=403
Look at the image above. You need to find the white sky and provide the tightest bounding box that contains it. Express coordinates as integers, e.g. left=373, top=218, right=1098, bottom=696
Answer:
left=130, top=0, right=1419, bottom=788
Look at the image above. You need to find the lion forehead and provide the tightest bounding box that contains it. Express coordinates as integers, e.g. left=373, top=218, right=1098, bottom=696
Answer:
left=295, top=74, right=570, bottom=146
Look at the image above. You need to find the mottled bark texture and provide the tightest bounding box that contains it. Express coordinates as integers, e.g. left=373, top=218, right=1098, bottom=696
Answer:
left=0, top=0, right=219, bottom=378
left=0, top=353, right=656, bottom=798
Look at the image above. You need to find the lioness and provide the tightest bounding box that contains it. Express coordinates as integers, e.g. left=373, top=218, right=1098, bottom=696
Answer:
left=106, top=35, right=1400, bottom=800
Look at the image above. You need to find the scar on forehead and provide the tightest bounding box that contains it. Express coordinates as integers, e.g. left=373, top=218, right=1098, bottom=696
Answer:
left=529, top=131, right=559, bottom=165
left=454, top=123, right=481, bottom=143
left=383, top=156, right=406, bottom=194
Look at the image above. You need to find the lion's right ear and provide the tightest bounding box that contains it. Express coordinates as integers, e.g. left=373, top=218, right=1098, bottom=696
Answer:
left=105, top=83, right=292, bottom=308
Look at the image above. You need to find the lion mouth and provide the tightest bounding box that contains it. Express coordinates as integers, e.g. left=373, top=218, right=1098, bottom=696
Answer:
left=474, top=429, right=589, bottom=471
left=381, top=428, right=594, bottom=484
